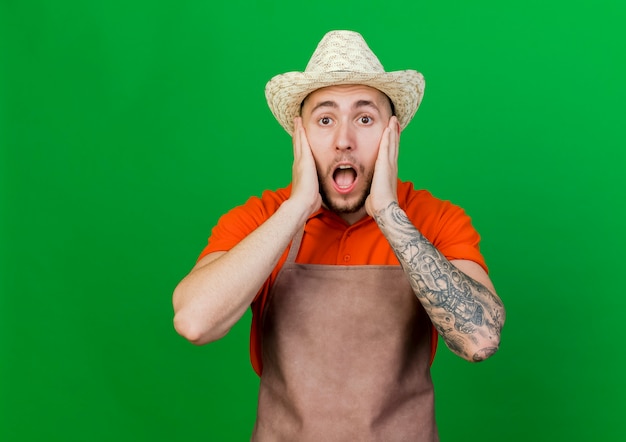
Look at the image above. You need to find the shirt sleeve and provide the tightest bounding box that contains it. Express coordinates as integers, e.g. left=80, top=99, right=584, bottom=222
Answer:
left=405, top=188, right=488, bottom=273
left=196, top=187, right=288, bottom=262
left=432, top=200, right=487, bottom=273
left=197, top=196, right=267, bottom=261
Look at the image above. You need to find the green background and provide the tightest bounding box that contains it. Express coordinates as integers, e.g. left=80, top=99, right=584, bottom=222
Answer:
left=1, top=0, right=624, bottom=440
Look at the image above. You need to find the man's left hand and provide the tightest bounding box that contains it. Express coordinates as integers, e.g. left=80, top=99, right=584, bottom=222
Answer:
left=365, top=116, right=401, bottom=217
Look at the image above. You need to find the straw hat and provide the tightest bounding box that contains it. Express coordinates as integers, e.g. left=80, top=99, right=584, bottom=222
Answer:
left=265, top=30, right=425, bottom=136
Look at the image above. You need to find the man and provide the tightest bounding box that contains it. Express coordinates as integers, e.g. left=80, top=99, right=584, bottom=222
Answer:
left=173, top=30, right=505, bottom=440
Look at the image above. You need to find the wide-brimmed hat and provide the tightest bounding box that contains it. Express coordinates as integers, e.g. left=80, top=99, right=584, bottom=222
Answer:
left=265, top=30, right=425, bottom=136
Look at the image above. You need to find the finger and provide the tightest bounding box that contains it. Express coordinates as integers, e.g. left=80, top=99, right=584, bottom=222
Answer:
left=389, top=116, right=399, bottom=164
left=301, top=122, right=317, bottom=164
left=294, top=118, right=318, bottom=178
left=298, top=118, right=309, bottom=153
left=294, top=117, right=303, bottom=152
left=292, top=117, right=300, bottom=158
left=377, top=125, right=390, bottom=162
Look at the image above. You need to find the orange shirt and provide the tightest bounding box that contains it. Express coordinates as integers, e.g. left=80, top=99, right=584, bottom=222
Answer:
left=199, top=180, right=487, bottom=375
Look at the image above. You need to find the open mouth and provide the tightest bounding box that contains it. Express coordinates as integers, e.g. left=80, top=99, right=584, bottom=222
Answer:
left=332, top=164, right=357, bottom=193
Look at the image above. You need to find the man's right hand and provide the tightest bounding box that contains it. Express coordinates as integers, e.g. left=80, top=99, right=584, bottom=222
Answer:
left=290, top=117, right=322, bottom=217
left=173, top=117, right=322, bottom=346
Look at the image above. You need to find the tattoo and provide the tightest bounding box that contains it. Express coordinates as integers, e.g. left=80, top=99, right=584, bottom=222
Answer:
left=374, top=202, right=504, bottom=358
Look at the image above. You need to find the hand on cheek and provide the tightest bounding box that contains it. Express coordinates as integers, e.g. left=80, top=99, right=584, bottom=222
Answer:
left=366, top=117, right=400, bottom=217
left=290, top=117, right=322, bottom=215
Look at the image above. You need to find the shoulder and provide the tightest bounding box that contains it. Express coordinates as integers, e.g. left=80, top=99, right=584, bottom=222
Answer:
left=397, top=180, right=487, bottom=271
left=199, top=185, right=291, bottom=259
left=397, top=180, right=460, bottom=218
left=223, top=185, right=291, bottom=224
left=398, top=180, right=480, bottom=239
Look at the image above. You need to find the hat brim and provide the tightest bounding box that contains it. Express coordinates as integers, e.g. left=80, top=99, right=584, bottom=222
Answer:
left=265, top=70, right=425, bottom=136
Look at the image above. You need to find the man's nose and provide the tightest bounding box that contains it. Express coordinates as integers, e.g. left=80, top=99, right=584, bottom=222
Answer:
left=335, top=122, right=354, bottom=151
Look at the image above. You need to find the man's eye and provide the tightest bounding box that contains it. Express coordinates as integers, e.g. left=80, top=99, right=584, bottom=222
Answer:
left=360, top=116, right=372, bottom=124
left=319, top=117, right=332, bottom=125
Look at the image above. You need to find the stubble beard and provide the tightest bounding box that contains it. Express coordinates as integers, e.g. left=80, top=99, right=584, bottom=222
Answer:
left=318, top=166, right=374, bottom=215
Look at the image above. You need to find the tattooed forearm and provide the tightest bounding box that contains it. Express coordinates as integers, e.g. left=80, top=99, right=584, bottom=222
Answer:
left=374, top=202, right=505, bottom=361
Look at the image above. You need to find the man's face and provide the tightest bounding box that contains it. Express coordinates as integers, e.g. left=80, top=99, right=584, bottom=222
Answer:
left=300, top=84, right=394, bottom=221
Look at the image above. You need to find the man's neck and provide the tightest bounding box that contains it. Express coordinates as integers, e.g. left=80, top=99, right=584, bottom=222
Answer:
left=336, top=208, right=369, bottom=225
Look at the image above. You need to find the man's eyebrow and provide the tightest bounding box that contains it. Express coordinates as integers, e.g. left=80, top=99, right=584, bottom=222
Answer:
left=309, top=100, right=338, bottom=113
left=309, top=99, right=380, bottom=113
left=354, top=100, right=380, bottom=111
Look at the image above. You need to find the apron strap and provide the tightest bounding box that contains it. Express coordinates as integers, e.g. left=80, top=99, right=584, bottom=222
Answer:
left=286, top=227, right=305, bottom=264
